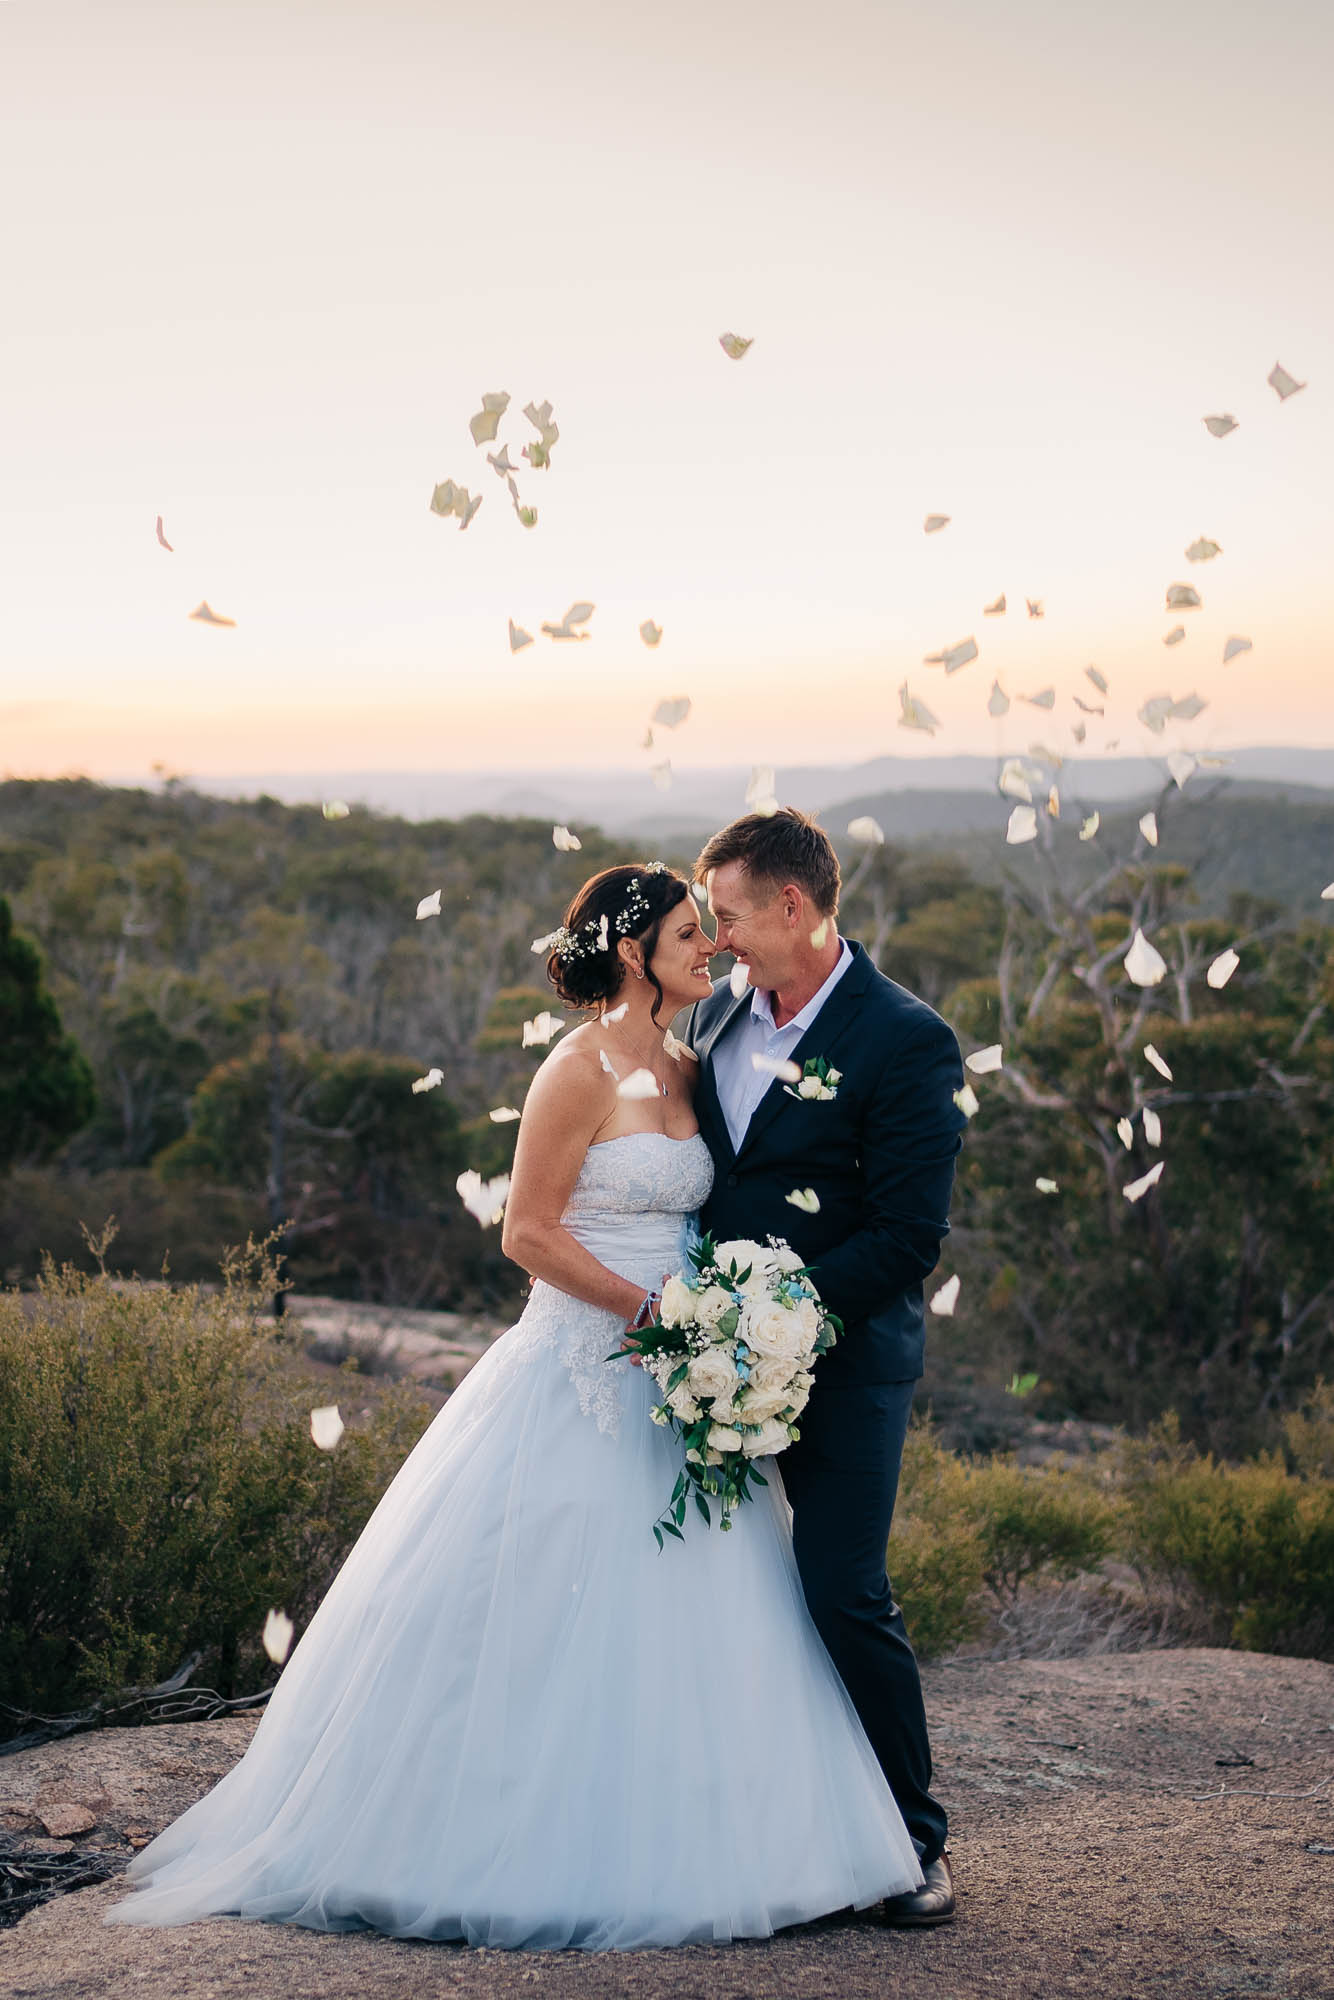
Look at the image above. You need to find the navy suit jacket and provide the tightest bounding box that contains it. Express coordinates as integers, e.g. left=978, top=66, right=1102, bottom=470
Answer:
left=684, top=940, right=967, bottom=1386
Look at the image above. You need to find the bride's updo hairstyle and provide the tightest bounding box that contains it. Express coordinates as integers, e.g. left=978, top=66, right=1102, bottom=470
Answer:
left=545, top=864, right=690, bottom=1024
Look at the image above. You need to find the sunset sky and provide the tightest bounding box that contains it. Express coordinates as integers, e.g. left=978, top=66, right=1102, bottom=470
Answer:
left=1, top=0, right=1330, bottom=785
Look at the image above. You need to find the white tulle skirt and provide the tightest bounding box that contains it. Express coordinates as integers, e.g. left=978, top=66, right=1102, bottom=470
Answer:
left=104, top=1283, right=923, bottom=1949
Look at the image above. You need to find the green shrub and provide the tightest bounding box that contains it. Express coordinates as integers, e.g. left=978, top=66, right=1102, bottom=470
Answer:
left=1118, top=1414, right=1334, bottom=1657
left=959, top=1458, right=1119, bottom=1605
left=0, top=1235, right=434, bottom=1729
left=890, top=1426, right=988, bottom=1658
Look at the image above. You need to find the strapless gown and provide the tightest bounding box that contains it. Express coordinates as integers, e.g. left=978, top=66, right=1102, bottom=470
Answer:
left=105, top=1131, right=923, bottom=1950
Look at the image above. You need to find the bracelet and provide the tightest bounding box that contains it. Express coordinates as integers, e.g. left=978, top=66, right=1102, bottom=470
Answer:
left=629, top=1289, right=656, bottom=1330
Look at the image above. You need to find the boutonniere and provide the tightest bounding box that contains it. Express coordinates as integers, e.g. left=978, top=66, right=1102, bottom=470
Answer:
left=784, top=1056, right=841, bottom=1102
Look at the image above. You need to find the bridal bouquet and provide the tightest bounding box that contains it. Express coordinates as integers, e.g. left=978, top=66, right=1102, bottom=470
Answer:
left=608, top=1234, right=840, bottom=1548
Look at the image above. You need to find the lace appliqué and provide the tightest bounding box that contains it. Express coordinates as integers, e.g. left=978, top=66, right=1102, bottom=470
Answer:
left=520, top=1284, right=628, bottom=1438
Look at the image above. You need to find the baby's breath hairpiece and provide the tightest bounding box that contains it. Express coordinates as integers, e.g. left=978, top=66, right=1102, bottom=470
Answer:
left=541, top=867, right=674, bottom=962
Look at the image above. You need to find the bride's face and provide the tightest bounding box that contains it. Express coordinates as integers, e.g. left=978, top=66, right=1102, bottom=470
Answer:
left=646, top=898, right=717, bottom=1011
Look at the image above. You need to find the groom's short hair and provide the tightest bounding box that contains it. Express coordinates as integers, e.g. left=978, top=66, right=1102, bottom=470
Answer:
left=694, top=807, right=841, bottom=917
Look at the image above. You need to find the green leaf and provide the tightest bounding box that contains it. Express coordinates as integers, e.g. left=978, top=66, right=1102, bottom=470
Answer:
left=694, top=1490, right=712, bottom=1526
left=653, top=1524, right=663, bottom=1552
left=1007, top=1371, right=1040, bottom=1398
left=751, top=1469, right=768, bottom=1486
left=667, top=1361, right=690, bottom=1392
left=663, top=1519, right=685, bottom=1541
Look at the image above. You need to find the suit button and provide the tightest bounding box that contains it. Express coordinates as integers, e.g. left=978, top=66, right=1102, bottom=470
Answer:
left=726, top=1172, right=739, bottom=1188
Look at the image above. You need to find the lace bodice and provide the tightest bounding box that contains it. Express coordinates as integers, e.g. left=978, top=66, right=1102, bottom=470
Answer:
left=517, top=1132, right=714, bottom=1436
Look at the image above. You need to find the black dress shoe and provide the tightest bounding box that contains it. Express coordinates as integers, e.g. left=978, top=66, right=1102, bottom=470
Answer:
left=882, top=1851, right=955, bottom=1927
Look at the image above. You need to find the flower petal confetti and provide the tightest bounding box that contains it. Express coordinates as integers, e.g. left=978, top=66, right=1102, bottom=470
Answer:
left=639, top=620, right=663, bottom=647
left=552, top=824, right=582, bottom=851
left=898, top=682, right=941, bottom=734
left=1026, top=599, right=1044, bottom=619
left=1144, top=1043, right=1173, bottom=1080
left=652, top=695, right=691, bottom=729
left=719, top=331, right=753, bottom=359
left=1124, top=928, right=1167, bottom=987
left=810, top=917, right=830, bottom=949
left=650, top=760, right=673, bottom=790
left=941, top=637, right=978, bottom=673
left=729, top=959, right=750, bottom=998
left=1207, top=947, right=1240, bottom=989
left=1166, top=582, right=1201, bottom=609
left=1164, top=626, right=1186, bottom=646
left=486, top=444, right=517, bottom=477
left=745, top=765, right=778, bottom=812
left=929, top=1274, right=961, bottom=1316
left=540, top=601, right=595, bottom=641
left=1185, top=537, right=1221, bottom=562
left=262, top=1608, right=294, bottom=1665
left=322, top=800, right=350, bottom=820
left=965, top=1044, right=1003, bottom=1075
left=1035, top=1177, right=1060, bottom=1195
left=1046, top=786, right=1060, bottom=819
left=188, top=600, right=235, bottom=626
left=521, top=1011, right=566, bottom=1047
left=1080, top=812, right=1100, bottom=841
left=663, top=1028, right=697, bottom=1065
left=987, top=680, right=1011, bottom=717
left=1117, top=1116, right=1134, bottom=1149
left=847, top=816, right=885, bottom=845
left=1123, top=1160, right=1164, bottom=1203
left=1222, top=636, right=1252, bottom=664
left=523, top=400, right=559, bottom=451
left=429, top=479, right=482, bottom=528
left=602, top=1002, right=630, bottom=1024
left=508, top=619, right=534, bottom=653
left=1139, top=812, right=1159, bottom=847
left=155, top=515, right=173, bottom=552
left=411, top=1067, right=444, bottom=1095
left=1267, top=361, right=1306, bottom=401
left=1322, top=883, right=1334, bottom=901
left=1167, top=750, right=1197, bottom=789
left=1006, top=805, right=1038, bottom=844
left=785, top=1187, right=821, bottom=1213
left=998, top=759, right=1035, bottom=803
left=599, top=1048, right=620, bottom=1080
left=416, top=890, right=441, bottom=920
left=456, top=1169, right=511, bottom=1226
left=752, top=1054, right=803, bottom=1083
left=468, top=391, right=511, bottom=445
left=617, top=1068, right=662, bottom=1101
left=1020, top=687, right=1056, bottom=710
left=953, top=1083, right=980, bottom=1119
left=1169, top=693, right=1207, bottom=720
left=984, top=593, right=1006, bottom=615
left=489, top=1106, right=521, bottom=1123
left=1142, top=1108, right=1162, bottom=1147
left=1085, top=666, right=1109, bottom=694
left=310, top=1405, right=344, bottom=1451
left=924, top=514, right=950, bottom=533
left=1203, top=414, right=1238, bottom=438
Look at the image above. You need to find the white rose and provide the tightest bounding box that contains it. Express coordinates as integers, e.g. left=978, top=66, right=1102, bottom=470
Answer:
left=687, top=1347, right=741, bottom=1403
left=658, top=1275, right=695, bottom=1329
left=707, top=1423, right=745, bottom=1455
left=710, top=1241, right=777, bottom=1294
left=771, top=1244, right=806, bottom=1275
left=694, top=1283, right=736, bottom=1328
left=826, top=1067, right=842, bottom=1085
left=666, top=1381, right=703, bottom=1423
left=785, top=1383, right=811, bottom=1418
left=741, top=1416, right=793, bottom=1459
left=789, top=1296, right=822, bottom=1351
left=708, top=1396, right=745, bottom=1425
left=797, top=1075, right=823, bottom=1099
left=738, top=1382, right=792, bottom=1423
left=741, top=1302, right=806, bottom=1364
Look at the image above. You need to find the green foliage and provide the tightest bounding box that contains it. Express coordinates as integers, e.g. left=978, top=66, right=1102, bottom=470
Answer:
left=0, top=1236, right=434, bottom=1727
left=0, top=896, right=96, bottom=1169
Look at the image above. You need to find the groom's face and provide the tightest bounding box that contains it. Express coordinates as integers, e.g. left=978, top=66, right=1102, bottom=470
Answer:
left=706, top=862, right=794, bottom=990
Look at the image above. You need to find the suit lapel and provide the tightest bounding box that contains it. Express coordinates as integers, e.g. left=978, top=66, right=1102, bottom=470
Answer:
left=693, top=988, right=751, bottom=1166
left=733, top=943, right=874, bottom=1164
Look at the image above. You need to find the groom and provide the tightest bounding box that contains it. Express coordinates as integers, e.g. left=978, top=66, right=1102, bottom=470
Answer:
left=684, top=806, right=967, bottom=1926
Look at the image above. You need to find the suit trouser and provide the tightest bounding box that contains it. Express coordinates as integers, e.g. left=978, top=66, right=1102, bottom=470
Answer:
left=778, top=1378, right=948, bottom=1868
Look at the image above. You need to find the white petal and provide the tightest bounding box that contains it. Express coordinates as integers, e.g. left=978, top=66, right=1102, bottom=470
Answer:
left=1117, top=1116, right=1134, bottom=1149
left=552, top=824, right=582, bottom=851
left=456, top=1169, right=511, bottom=1227
left=652, top=695, right=691, bottom=729
left=1142, top=1108, right=1162, bottom=1147
left=1085, top=666, right=1109, bottom=694
left=943, top=637, right=978, bottom=673
left=602, top=1002, right=629, bottom=1024
left=1222, top=636, right=1252, bottom=664
left=745, top=765, right=776, bottom=809
left=598, top=1048, right=621, bottom=1079
left=984, top=593, right=1006, bottom=615
left=1046, top=786, right=1060, bottom=819
left=965, top=1044, right=1003, bottom=1075
left=1080, top=812, right=1100, bottom=841
left=617, top=1067, right=662, bottom=1100
left=415, top=889, right=441, bottom=920
left=489, top=1105, right=521, bottom=1123
left=751, top=1053, right=802, bottom=1083
left=262, top=1608, right=294, bottom=1664
left=1071, top=721, right=1087, bottom=744
left=924, top=513, right=950, bottom=533
left=1143, top=1043, right=1173, bottom=1080
left=1166, top=582, right=1202, bottom=609
left=1207, top=947, right=1240, bottom=989
left=1322, top=883, right=1334, bottom=901
left=719, top=331, right=753, bottom=359
left=928, top=1274, right=960, bottom=1317
left=1139, top=812, right=1159, bottom=846
left=1006, top=805, right=1038, bottom=844
left=522, top=399, right=559, bottom=448
left=310, top=1405, right=344, bottom=1451
left=531, top=930, right=562, bottom=954
left=1020, top=687, right=1056, bottom=709
left=1167, top=750, right=1197, bottom=789
left=322, top=800, right=349, bottom=820
left=953, top=1083, right=980, bottom=1119
left=987, top=680, right=1010, bottom=717
left=486, top=444, right=517, bottom=477
left=468, top=391, right=510, bottom=445
left=411, top=1067, right=444, bottom=1095
left=729, top=960, right=750, bottom=998
left=1123, top=1160, right=1164, bottom=1203
left=188, top=599, right=236, bottom=627
left=521, top=1011, right=566, bottom=1047
left=1267, top=361, right=1306, bottom=401
left=1138, top=695, right=1174, bottom=733
left=639, top=620, right=663, bottom=647
left=847, top=815, right=885, bottom=845
left=897, top=682, right=941, bottom=734
left=1185, top=537, right=1221, bottom=562
left=998, top=759, right=1034, bottom=803
left=662, top=1028, right=697, bottom=1065
left=809, top=917, right=830, bottom=949
left=1203, top=413, right=1238, bottom=437
left=1170, top=693, right=1207, bottom=720
left=1026, top=599, right=1044, bottom=618
left=785, top=1187, right=821, bottom=1213
left=1124, top=928, right=1167, bottom=987
left=1163, top=626, right=1186, bottom=646
left=508, top=619, right=534, bottom=653
left=650, top=760, right=673, bottom=790
left=1035, top=1177, right=1060, bottom=1195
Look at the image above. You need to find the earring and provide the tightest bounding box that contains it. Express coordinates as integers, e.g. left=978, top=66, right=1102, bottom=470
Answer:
left=634, top=967, right=645, bottom=980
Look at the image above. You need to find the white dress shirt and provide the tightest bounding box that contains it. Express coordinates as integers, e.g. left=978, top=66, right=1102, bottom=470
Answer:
left=712, top=938, right=854, bottom=1153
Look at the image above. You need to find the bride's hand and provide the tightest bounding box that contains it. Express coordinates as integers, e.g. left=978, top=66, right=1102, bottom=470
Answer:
left=621, top=1286, right=663, bottom=1367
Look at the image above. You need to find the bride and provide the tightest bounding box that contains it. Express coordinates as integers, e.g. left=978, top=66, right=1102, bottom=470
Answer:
left=105, top=862, right=923, bottom=1951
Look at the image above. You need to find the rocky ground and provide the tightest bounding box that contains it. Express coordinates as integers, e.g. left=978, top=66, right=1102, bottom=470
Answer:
left=3, top=1648, right=1331, bottom=2000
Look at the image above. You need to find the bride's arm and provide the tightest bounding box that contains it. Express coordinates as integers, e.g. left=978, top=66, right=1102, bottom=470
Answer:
left=501, top=1038, right=652, bottom=1327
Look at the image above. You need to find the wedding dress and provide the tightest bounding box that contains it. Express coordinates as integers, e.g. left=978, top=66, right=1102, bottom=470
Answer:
left=105, top=1131, right=923, bottom=1950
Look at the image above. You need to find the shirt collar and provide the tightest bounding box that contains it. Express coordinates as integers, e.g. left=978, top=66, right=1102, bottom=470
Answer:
left=748, top=936, right=853, bottom=1036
